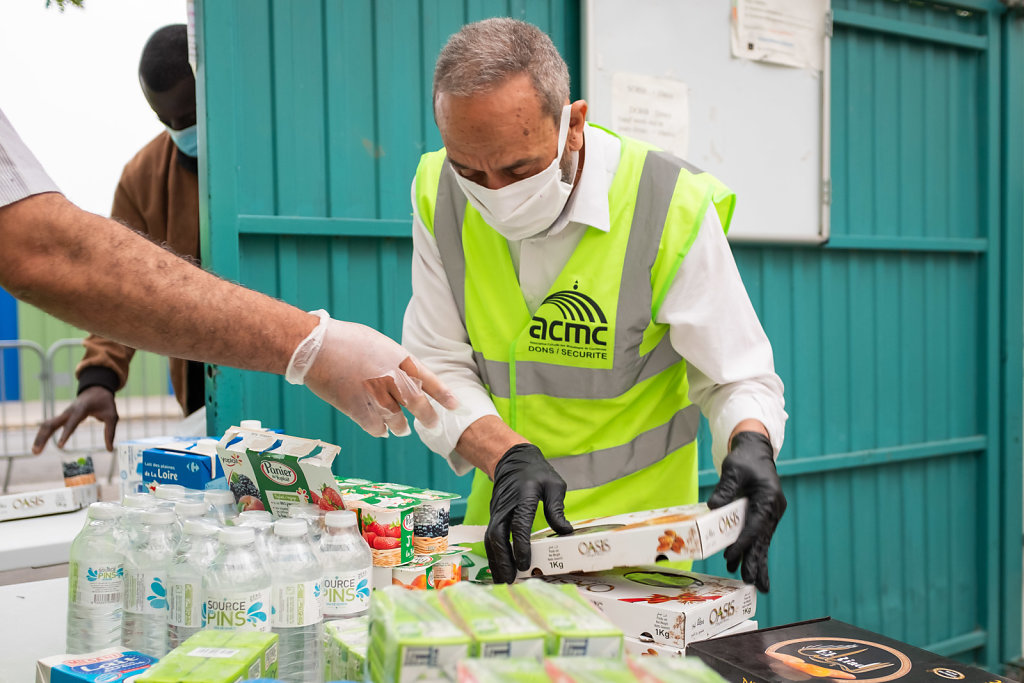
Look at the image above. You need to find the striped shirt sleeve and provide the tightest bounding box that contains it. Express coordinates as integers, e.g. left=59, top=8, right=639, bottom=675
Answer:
left=0, top=107, right=60, bottom=208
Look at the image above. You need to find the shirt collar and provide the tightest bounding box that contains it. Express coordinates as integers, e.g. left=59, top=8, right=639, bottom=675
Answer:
left=546, top=123, right=621, bottom=237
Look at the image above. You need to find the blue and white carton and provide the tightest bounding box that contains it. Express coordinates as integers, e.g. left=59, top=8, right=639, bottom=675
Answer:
left=141, top=440, right=222, bottom=491
left=116, top=436, right=216, bottom=497
left=36, top=648, right=156, bottom=683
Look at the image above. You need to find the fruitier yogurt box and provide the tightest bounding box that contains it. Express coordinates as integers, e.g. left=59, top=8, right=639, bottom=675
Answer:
left=342, top=487, right=417, bottom=566
left=439, top=582, right=547, bottom=659
left=336, top=479, right=461, bottom=553
left=391, top=546, right=467, bottom=590
left=505, top=580, right=623, bottom=658
left=215, top=426, right=345, bottom=517
left=521, top=499, right=747, bottom=577
left=541, top=567, right=756, bottom=650
left=136, top=630, right=278, bottom=682
left=36, top=649, right=156, bottom=683
left=368, top=586, right=471, bottom=683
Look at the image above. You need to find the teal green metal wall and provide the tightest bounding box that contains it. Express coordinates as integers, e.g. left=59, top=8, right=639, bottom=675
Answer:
left=197, top=0, right=1022, bottom=671
left=196, top=0, right=580, bottom=507
left=692, top=0, right=1022, bottom=671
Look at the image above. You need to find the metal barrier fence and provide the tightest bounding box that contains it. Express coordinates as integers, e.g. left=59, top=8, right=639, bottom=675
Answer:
left=1, top=338, right=182, bottom=492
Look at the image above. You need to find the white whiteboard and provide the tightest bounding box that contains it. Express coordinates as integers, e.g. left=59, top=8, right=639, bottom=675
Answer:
left=582, top=0, right=830, bottom=243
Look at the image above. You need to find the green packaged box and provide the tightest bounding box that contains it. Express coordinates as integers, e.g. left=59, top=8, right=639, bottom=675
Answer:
left=342, top=487, right=417, bottom=566
left=439, top=582, right=546, bottom=659
left=543, top=657, right=637, bottom=681
left=136, top=630, right=278, bottom=682
left=456, top=657, right=550, bottom=682
left=324, top=617, right=369, bottom=682
left=368, top=586, right=471, bottom=682
left=507, top=580, right=623, bottom=658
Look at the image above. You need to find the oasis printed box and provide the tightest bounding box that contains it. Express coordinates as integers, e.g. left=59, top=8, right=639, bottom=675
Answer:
left=520, top=498, right=746, bottom=576
left=541, top=566, right=755, bottom=650
left=688, top=617, right=1010, bottom=683
left=0, top=483, right=96, bottom=522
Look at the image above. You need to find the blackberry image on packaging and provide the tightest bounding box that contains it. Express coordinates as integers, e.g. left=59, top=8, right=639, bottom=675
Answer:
left=229, top=471, right=258, bottom=502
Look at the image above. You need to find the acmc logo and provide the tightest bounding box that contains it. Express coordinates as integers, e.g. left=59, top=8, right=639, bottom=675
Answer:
left=529, top=288, right=609, bottom=346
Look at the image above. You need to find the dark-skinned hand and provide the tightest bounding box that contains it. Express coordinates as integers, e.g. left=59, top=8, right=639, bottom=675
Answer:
left=32, top=385, right=118, bottom=453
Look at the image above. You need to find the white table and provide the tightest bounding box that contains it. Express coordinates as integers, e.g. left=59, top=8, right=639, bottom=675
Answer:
left=0, top=509, right=87, bottom=573
left=0, top=577, right=67, bottom=683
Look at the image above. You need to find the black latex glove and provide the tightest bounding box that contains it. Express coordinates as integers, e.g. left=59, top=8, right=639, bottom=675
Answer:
left=485, top=443, right=574, bottom=583
left=707, top=431, right=786, bottom=593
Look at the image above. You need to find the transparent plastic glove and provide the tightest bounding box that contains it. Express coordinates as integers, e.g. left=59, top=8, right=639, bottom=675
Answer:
left=707, top=431, right=786, bottom=593
left=485, top=443, right=574, bottom=583
left=287, top=310, right=458, bottom=437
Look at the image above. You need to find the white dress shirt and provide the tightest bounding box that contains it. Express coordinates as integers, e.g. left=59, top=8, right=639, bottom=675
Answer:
left=402, top=124, right=787, bottom=475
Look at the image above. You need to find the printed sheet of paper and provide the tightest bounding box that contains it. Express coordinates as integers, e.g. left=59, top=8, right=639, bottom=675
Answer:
left=610, top=72, right=689, bottom=159
left=731, top=0, right=827, bottom=71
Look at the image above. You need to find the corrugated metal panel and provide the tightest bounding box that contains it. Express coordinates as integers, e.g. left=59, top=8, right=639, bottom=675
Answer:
left=692, top=0, right=1016, bottom=670
left=198, top=0, right=580, bottom=503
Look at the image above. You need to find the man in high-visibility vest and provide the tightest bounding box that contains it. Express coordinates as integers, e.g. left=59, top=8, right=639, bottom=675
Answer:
left=403, top=17, right=788, bottom=590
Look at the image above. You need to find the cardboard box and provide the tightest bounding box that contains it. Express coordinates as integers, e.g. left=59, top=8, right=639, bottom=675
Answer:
left=367, top=587, right=471, bottom=682
left=624, top=620, right=759, bottom=658
left=541, top=567, right=756, bottom=650
left=439, top=582, right=547, bottom=659
left=0, top=483, right=96, bottom=522
left=116, top=436, right=212, bottom=498
left=215, top=427, right=345, bottom=518
left=506, top=581, right=623, bottom=658
left=687, top=617, right=1012, bottom=683
left=141, top=440, right=221, bottom=491
left=520, top=499, right=747, bottom=577
left=456, top=657, right=550, bottom=683
left=136, top=630, right=278, bottom=682
left=36, top=649, right=156, bottom=683
left=324, top=617, right=369, bottom=682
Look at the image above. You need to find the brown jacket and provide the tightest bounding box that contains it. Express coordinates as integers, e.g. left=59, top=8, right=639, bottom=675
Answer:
left=76, top=131, right=201, bottom=414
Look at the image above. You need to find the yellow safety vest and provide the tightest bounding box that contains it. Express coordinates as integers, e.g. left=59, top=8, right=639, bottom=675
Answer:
left=414, top=125, right=735, bottom=529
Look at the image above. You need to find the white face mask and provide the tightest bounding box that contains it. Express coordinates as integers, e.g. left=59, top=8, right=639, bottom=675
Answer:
left=453, top=105, right=575, bottom=240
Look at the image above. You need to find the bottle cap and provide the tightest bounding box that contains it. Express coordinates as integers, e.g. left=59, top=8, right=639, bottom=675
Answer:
left=239, top=419, right=263, bottom=430
left=121, top=493, right=154, bottom=509
left=204, top=490, right=235, bottom=505
left=324, top=510, right=357, bottom=529
left=238, top=510, right=273, bottom=522
left=183, top=519, right=220, bottom=536
left=287, top=503, right=321, bottom=518
left=219, top=526, right=256, bottom=546
left=87, top=502, right=122, bottom=520
left=273, top=518, right=309, bottom=538
left=175, top=501, right=209, bottom=518
left=142, top=508, right=177, bottom=525
left=153, top=485, right=187, bottom=501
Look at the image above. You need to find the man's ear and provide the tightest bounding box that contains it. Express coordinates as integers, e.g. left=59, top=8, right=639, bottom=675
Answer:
left=568, top=100, right=588, bottom=152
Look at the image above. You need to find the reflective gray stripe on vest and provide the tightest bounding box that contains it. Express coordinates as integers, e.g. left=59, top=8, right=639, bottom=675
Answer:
left=432, top=150, right=695, bottom=399
left=547, top=404, right=701, bottom=491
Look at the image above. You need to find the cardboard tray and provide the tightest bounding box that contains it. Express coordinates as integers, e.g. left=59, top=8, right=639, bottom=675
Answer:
left=687, top=617, right=1010, bottom=683
left=519, top=498, right=746, bottom=577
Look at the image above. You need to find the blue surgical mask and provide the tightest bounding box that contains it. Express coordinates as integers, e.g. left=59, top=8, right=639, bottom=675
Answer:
left=166, top=124, right=198, bottom=158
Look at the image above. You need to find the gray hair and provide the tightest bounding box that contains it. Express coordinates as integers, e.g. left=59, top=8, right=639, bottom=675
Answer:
left=433, top=18, right=570, bottom=122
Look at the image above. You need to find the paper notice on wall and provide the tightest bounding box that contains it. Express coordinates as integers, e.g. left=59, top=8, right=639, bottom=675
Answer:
left=731, top=0, right=827, bottom=71
left=610, top=72, right=688, bottom=159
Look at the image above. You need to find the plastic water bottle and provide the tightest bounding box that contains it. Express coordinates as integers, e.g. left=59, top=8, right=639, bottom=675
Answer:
left=288, top=503, right=324, bottom=544
left=67, top=502, right=124, bottom=653
left=167, top=519, right=220, bottom=649
left=236, top=510, right=274, bottom=553
left=269, top=519, right=324, bottom=682
left=122, top=508, right=177, bottom=657
left=118, top=492, right=155, bottom=552
left=319, top=510, right=372, bottom=619
left=203, top=526, right=272, bottom=632
left=153, top=484, right=187, bottom=508
left=204, top=489, right=238, bottom=525
left=174, top=500, right=209, bottom=535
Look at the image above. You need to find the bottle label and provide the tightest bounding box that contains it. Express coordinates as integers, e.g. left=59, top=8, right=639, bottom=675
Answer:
left=123, top=569, right=168, bottom=615
left=168, top=579, right=201, bottom=627
left=271, top=579, right=322, bottom=627
left=69, top=560, right=123, bottom=610
left=205, top=589, right=272, bottom=631
left=322, top=568, right=371, bottom=617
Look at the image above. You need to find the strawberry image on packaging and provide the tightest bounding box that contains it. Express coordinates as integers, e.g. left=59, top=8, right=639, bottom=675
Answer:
left=342, top=488, right=417, bottom=566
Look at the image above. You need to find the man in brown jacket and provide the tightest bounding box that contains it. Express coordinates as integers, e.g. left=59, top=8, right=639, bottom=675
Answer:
left=33, top=25, right=202, bottom=453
